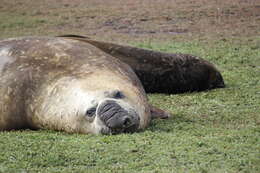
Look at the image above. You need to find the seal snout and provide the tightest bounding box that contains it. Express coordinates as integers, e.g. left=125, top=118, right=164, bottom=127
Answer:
left=97, top=100, right=140, bottom=134
left=209, top=71, right=225, bottom=89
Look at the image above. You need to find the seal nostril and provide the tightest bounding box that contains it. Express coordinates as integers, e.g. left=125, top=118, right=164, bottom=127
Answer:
left=123, top=117, right=131, bottom=127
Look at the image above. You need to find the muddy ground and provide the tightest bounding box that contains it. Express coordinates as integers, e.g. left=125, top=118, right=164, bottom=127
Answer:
left=1, top=0, right=259, bottom=43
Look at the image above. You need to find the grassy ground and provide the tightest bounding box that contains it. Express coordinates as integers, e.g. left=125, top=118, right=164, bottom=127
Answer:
left=0, top=0, right=260, bottom=172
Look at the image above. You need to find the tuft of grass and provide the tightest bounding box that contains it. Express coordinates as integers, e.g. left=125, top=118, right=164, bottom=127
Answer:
left=0, top=40, right=259, bottom=173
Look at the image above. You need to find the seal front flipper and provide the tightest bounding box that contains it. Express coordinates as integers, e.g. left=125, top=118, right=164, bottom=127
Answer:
left=149, top=105, right=171, bottom=119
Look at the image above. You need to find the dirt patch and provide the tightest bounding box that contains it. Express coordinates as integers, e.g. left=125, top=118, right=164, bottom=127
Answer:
left=0, top=0, right=260, bottom=42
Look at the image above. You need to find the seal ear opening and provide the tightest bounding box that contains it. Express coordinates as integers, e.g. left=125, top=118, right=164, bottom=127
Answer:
left=150, top=105, right=171, bottom=119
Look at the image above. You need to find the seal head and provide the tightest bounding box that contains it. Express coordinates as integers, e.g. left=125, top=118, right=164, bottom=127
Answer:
left=0, top=37, right=151, bottom=134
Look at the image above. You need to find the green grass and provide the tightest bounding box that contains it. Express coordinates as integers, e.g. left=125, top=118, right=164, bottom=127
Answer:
left=0, top=11, right=49, bottom=38
left=0, top=14, right=45, bottom=29
left=0, top=40, right=260, bottom=173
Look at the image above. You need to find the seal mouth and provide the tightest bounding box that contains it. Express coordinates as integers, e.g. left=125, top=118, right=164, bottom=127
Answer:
left=97, top=99, right=140, bottom=134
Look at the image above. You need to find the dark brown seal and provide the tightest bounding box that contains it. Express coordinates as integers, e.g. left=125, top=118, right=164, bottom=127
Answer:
left=58, top=35, right=225, bottom=94
left=0, top=37, right=169, bottom=134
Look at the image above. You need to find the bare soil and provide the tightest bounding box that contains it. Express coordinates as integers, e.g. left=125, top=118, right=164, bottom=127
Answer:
left=1, top=0, right=260, bottom=43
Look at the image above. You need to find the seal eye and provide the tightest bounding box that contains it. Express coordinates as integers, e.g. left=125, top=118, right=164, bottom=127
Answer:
left=112, top=90, right=124, bottom=99
left=85, top=107, right=96, bottom=117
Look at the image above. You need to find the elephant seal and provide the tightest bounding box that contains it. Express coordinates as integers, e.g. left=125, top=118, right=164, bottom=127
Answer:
left=0, top=37, right=169, bottom=134
left=58, top=35, right=225, bottom=93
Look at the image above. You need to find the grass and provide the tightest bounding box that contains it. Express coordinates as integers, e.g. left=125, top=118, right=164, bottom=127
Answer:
left=0, top=40, right=259, bottom=173
left=0, top=0, right=259, bottom=172
left=0, top=14, right=46, bottom=29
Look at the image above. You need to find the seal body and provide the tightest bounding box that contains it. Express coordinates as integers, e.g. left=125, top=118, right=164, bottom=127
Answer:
left=0, top=37, right=151, bottom=134
left=59, top=35, right=225, bottom=93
